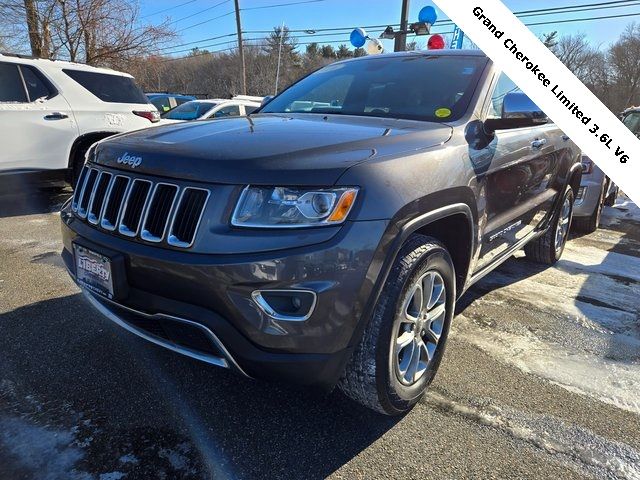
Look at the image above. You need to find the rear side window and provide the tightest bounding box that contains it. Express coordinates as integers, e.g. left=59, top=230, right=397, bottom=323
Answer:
left=150, top=96, right=171, bottom=112
left=175, top=97, right=192, bottom=106
left=20, top=65, right=54, bottom=101
left=0, top=63, right=28, bottom=102
left=63, top=69, right=148, bottom=104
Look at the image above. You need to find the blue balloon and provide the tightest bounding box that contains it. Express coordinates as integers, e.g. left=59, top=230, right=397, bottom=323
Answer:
left=350, top=28, right=367, bottom=48
left=418, top=6, right=438, bottom=25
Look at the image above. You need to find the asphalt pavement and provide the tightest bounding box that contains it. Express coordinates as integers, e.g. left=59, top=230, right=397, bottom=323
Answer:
left=0, top=187, right=638, bottom=480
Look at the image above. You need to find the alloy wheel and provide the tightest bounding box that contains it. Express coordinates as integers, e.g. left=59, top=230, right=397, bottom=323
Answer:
left=393, top=271, right=446, bottom=386
left=555, top=195, right=572, bottom=254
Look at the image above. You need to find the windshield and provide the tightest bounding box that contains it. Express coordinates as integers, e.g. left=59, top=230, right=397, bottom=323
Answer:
left=623, top=112, right=640, bottom=136
left=261, top=55, right=487, bottom=122
left=163, top=101, right=216, bottom=120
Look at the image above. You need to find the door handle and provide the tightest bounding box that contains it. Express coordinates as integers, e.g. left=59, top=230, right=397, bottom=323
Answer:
left=531, top=138, right=547, bottom=150
left=44, top=112, right=69, bottom=120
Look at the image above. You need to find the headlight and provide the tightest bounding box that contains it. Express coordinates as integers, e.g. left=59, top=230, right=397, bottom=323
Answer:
left=231, top=186, right=359, bottom=228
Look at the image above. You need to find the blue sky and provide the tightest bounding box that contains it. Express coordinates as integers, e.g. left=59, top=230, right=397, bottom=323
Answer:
left=139, top=0, right=640, bottom=56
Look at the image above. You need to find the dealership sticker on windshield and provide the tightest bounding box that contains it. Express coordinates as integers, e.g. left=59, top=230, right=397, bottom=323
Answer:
left=435, top=108, right=452, bottom=118
left=432, top=0, right=639, bottom=205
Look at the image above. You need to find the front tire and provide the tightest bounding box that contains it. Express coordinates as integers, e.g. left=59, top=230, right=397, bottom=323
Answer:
left=339, top=235, right=455, bottom=415
left=525, top=186, right=574, bottom=264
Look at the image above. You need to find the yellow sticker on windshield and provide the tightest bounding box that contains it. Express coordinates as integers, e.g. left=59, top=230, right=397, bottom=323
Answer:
left=435, top=108, right=452, bottom=118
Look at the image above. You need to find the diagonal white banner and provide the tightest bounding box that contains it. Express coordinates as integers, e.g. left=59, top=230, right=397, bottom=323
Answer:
left=432, top=0, right=639, bottom=205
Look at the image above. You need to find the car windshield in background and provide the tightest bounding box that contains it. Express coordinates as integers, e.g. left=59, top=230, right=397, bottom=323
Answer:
left=261, top=54, right=487, bottom=122
left=63, top=70, right=148, bottom=104
left=623, top=112, right=640, bottom=136
left=163, top=102, right=216, bottom=120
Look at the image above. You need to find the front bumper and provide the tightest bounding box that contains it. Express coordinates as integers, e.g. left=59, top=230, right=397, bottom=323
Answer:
left=61, top=204, right=388, bottom=387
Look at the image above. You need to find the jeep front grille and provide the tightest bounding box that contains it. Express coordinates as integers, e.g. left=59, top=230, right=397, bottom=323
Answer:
left=72, top=165, right=209, bottom=249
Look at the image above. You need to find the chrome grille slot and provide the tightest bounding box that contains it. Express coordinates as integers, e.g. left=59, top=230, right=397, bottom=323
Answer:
left=119, top=179, right=152, bottom=237
left=72, top=167, right=209, bottom=250
left=77, top=168, right=98, bottom=218
left=71, top=165, right=89, bottom=212
left=101, top=176, right=130, bottom=231
left=168, top=188, right=209, bottom=248
left=87, top=172, right=112, bottom=225
left=141, top=184, right=178, bottom=243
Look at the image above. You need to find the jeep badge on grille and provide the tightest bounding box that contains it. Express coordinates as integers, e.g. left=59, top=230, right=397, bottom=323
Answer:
left=116, top=152, right=142, bottom=168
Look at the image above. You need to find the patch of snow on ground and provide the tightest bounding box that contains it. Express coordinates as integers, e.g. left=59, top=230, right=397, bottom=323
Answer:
left=454, top=314, right=640, bottom=415
left=457, top=198, right=640, bottom=415
left=0, top=416, right=91, bottom=480
left=426, top=392, right=640, bottom=480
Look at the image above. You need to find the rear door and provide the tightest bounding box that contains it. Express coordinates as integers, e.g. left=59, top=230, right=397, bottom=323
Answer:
left=0, top=62, right=77, bottom=172
left=475, top=72, right=558, bottom=269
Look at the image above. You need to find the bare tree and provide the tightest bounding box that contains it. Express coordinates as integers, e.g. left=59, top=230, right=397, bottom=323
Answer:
left=553, top=34, right=600, bottom=82
left=609, top=23, right=640, bottom=109
left=0, top=0, right=175, bottom=67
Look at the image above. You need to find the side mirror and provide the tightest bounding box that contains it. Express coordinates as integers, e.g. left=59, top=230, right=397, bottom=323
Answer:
left=484, top=92, right=549, bottom=134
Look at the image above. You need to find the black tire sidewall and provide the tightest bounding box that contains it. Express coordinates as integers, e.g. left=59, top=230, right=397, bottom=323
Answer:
left=374, top=242, right=456, bottom=414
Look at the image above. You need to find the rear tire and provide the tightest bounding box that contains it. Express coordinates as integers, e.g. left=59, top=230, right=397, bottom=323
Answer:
left=525, top=186, right=574, bottom=264
left=604, top=185, right=618, bottom=207
left=339, top=235, right=456, bottom=415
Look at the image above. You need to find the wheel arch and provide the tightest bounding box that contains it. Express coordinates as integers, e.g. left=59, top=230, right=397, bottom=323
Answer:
left=67, top=131, right=120, bottom=169
left=347, top=195, right=477, bottom=353
left=567, top=162, right=582, bottom=198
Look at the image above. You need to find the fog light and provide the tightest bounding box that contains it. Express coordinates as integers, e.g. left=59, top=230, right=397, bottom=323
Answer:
left=251, top=290, right=317, bottom=322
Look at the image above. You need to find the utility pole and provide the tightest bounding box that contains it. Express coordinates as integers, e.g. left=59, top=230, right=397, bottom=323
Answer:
left=394, top=0, right=410, bottom=52
left=234, top=0, right=247, bottom=95
left=274, top=22, right=285, bottom=95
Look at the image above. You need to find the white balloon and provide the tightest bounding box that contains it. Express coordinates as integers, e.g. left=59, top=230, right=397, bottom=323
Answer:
left=365, top=38, right=384, bottom=55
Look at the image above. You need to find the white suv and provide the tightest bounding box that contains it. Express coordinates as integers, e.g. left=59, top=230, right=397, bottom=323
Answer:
left=0, top=53, right=159, bottom=186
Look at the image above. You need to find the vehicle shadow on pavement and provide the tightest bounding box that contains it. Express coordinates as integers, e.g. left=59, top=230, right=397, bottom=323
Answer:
left=0, top=185, right=71, bottom=218
left=0, top=293, right=400, bottom=480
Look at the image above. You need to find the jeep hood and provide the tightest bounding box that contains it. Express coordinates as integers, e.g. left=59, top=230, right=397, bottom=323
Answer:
left=93, top=114, right=453, bottom=185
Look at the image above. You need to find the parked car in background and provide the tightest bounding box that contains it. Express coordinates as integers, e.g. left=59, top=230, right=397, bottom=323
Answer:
left=573, top=155, right=618, bottom=233
left=574, top=106, right=638, bottom=232
left=61, top=50, right=582, bottom=415
left=160, top=97, right=261, bottom=123
left=146, top=92, right=196, bottom=113
left=622, top=107, right=640, bottom=137
left=0, top=52, right=159, bottom=186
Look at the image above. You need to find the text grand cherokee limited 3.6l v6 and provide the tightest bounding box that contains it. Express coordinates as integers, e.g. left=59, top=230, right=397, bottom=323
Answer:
left=60, top=50, right=582, bottom=415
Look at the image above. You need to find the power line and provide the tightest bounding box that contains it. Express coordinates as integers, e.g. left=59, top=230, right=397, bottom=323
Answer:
left=175, top=10, right=236, bottom=34
left=142, top=0, right=199, bottom=19
left=241, top=0, right=326, bottom=11
left=159, top=1, right=640, bottom=58
left=161, top=0, right=638, bottom=53
left=170, top=0, right=328, bottom=38
left=168, top=0, right=231, bottom=25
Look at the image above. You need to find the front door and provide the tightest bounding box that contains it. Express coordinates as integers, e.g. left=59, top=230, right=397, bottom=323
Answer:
left=475, top=73, right=558, bottom=269
left=0, top=62, right=78, bottom=172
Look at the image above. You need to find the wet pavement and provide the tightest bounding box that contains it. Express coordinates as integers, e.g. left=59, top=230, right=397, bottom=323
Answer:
left=0, top=187, right=638, bottom=480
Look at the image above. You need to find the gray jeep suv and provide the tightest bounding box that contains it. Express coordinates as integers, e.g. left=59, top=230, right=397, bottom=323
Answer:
left=60, top=51, right=582, bottom=415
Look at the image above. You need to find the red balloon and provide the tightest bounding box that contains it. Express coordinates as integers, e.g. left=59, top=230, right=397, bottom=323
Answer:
left=428, top=34, right=445, bottom=50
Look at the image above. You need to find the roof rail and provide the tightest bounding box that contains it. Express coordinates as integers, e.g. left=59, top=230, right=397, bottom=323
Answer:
left=0, top=51, right=42, bottom=60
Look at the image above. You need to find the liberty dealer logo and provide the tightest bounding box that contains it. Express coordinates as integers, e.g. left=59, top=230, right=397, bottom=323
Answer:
left=117, top=152, right=143, bottom=168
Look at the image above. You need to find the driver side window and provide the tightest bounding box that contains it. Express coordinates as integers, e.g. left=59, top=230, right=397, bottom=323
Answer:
left=214, top=105, right=241, bottom=118
left=488, top=73, right=521, bottom=118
